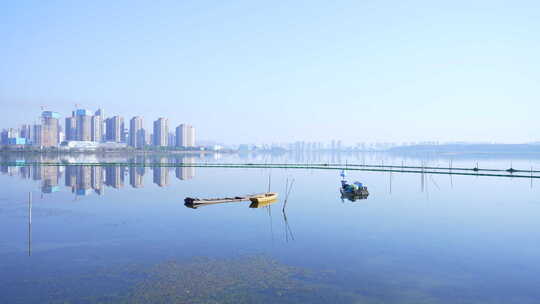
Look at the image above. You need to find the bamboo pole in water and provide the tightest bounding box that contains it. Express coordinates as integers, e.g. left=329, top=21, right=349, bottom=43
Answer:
left=28, top=191, right=32, bottom=257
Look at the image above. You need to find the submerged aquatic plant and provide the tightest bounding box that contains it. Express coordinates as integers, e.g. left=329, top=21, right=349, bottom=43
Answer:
left=129, top=256, right=363, bottom=304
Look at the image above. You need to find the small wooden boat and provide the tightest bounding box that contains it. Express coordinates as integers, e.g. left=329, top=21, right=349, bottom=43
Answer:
left=184, top=197, right=247, bottom=209
left=184, top=196, right=249, bottom=205
left=184, top=193, right=275, bottom=209
left=249, top=192, right=278, bottom=204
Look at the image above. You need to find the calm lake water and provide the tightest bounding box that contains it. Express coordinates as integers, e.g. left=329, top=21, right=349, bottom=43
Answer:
left=1, top=152, right=539, bottom=303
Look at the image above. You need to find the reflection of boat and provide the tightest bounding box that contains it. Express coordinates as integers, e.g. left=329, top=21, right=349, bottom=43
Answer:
left=339, top=170, right=369, bottom=201
left=249, top=192, right=278, bottom=204
left=184, top=193, right=275, bottom=209
left=249, top=198, right=278, bottom=208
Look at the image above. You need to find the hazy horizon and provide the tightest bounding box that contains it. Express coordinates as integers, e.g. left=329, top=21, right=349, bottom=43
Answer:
left=2, top=1, right=539, bottom=144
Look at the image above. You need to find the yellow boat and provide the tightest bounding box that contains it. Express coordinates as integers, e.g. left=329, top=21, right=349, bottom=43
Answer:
left=249, top=192, right=278, bottom=204
left=249, top=198, right=278, bottom=208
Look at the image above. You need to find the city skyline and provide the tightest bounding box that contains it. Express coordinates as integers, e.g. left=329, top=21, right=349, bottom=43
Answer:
left=2, top=107, right=539, bottom=150
left=2, top=1, right=539, bottom=144
left=0, top=105, right=197, bottom=149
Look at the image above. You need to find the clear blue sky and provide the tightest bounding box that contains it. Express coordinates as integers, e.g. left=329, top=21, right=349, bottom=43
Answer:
left=1, top=0, right=539, bottom=144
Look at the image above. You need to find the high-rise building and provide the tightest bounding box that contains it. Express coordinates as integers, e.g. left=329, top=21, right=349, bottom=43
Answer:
left=0, top=129, right=8, bottom=145
left=58, top=130, right=65, bottom=143
left=32, top=125, right=42, bottom=146
left=104, top=118, right=112, bottom=141
left=75, top=109, right=92, bottom=141
left=65, top=116, right=77, bottom=141
left=129, top=116, right=145, bottom=148
left=145, top=131, right=151, bottom=146
left=168, top=133, right=175, bottom=147
left=41, top=111, right=60, bottom=147
left=20, top=124, right=32, bottom=144
left=121, top=125, right=127, bottom=143
left=153, top=118, right=168, bottom=147
left=105, top=116, right=124, bottom=143
left=91, top=109, right=104, bottom=142
left=1, top=128, right=25, bottom=145
left=175, top=124, right=195, bottom=148
left=2, top=127, right=21, bottom=145
left=7, top=128, right=20, bottom=138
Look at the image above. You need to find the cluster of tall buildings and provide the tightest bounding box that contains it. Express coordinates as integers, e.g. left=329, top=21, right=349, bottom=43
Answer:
left=149, top=118, right=195, bottom=148
left=1, top=108, right=196, bottom=149
left=65, top=109, right=105, bottom=142
left=0, top=111, right=62, bottom=147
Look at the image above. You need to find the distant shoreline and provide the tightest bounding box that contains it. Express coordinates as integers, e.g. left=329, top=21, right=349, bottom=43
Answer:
left=2, top=143, right=540, bottom=157
left=0, top=148, right=234, bottom=155
left=389, top=143, right=540, bottom=153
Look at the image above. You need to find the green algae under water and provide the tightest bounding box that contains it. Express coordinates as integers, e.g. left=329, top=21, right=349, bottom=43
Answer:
left=129, top=256, right=371, bottom=304
left=39, top=256, right=375, bottom=304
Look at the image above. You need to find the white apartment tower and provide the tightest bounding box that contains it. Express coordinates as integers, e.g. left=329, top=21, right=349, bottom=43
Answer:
left=129, top=116, right=144, bottom=148
left=153, top=118, right=168, bottom=147
left=175, top=124, right=195, bottom=148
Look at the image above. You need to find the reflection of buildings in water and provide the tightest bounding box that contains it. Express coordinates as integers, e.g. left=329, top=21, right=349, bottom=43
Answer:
left=41, top=165, right=59, bottom=193
left=0, top=164, right=20, bottom=176
left=175, top=157, right=195, bottom=180
left=76, top=166, right=92, bottom=195
left=63, top=165, right=105, bottom=195
left=153, top=166, right=169, bottom=187
left=65, top=166, right=77, bottom=187
left=129, top=166, right=144, bottom=188
left=91, top=166, right=104, bottom=195
left=32, top=164, right=41, bottom=180
left=153, top=158, right=169, bottom=187
left=1, top=156, right=197, bottom=193
left=7, top=166, right=20, bottom=176
left=105, top=166, right=124, bottom=189
left=20, top=166, right=32, bottom=179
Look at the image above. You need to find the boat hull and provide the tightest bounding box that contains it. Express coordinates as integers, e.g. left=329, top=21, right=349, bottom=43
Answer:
left=184, top=192, right=278, bottom=209
left=340, top=188, right=369, bottom=201
left=249, top=198, right=278, bottom=208
left=249, top=192, right=278, bottom=204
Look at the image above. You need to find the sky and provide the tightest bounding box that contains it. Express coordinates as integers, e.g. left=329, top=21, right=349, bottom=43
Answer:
left=1, top=0, right=539, bottom=144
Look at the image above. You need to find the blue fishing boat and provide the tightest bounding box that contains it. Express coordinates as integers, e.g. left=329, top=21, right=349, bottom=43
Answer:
left=340, top=170, right=369, bottom=201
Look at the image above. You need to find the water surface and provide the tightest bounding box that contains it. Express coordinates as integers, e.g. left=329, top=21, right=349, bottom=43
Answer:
left=1, top=152, right=539, bottom=303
